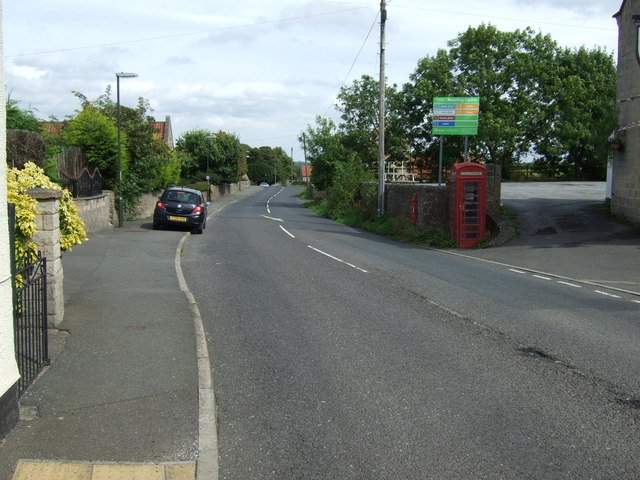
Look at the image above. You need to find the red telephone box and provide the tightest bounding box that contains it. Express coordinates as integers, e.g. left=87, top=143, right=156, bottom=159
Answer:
left=448, top=162, right=486, bottom=248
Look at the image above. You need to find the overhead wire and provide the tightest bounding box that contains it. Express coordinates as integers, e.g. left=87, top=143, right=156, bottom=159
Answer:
left=323, top=9, right=381, bottom=117
left=5, top=6, right=372, bottom=58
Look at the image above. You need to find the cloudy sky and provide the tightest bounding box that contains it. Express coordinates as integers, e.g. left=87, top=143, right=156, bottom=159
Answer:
left=3, top=0, right=621, bottom=160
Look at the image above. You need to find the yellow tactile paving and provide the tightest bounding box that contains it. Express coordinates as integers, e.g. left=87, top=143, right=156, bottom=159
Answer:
left=13, top=461, right=92, bottom=480
left=12, top=460, right=196, bottom=480
left=91, top=464, right=165, bottom=480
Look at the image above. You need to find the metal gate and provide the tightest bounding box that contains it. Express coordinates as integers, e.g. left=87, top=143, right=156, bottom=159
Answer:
left=8, top=204, right=50, bottom=396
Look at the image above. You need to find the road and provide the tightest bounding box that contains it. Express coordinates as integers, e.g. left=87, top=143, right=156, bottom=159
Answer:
left=182, top=186, right=640, bottom=479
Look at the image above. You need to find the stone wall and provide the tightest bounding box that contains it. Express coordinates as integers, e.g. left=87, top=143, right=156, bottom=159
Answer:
left=613, top=2, right=640, bottom=222
left=485, top=164, right=502, bottom=214
left=385, top=184, right=449, bottom=231
left=135, top=180, right=253, bottom=219
left=73, top=191, right=114, bottom=233
left=28, top=188, right=64, bottom=327
left=384, top=166, right=502, bottom=233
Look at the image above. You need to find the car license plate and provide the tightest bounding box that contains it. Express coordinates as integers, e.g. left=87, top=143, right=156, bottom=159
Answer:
left=169, top=215, right=187, bottom=222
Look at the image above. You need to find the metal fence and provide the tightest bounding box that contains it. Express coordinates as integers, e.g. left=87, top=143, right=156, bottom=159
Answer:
left=8, top=204, right=50, bottom=396
left=59, top=168, right=103, bottom=198
left=56, top=146, right=103, bottom=197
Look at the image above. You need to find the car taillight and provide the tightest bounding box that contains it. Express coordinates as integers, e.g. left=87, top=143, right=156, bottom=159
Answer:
left=156, top=201, right=165, bottom=209
left=193, top=205, right=203, bottom=214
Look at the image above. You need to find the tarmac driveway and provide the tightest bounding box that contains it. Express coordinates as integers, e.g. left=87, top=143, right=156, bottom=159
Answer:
left=464, top=182, right=640, bottom=295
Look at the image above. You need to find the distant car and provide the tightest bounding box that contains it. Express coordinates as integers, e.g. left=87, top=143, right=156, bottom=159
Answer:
left=259, top=182, right=269, bottom=187
left=153, top=186, right=209, bottom=234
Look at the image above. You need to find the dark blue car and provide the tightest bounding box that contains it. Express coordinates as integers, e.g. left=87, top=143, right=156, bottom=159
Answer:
left=153, top=186, right=210, bottom=234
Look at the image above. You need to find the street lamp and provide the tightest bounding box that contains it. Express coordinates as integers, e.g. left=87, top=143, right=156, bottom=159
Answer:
left=116, top=72, right=138, bottom=227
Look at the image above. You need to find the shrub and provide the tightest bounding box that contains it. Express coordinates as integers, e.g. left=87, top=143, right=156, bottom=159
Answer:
left=8, top=162, right=87, bottom=258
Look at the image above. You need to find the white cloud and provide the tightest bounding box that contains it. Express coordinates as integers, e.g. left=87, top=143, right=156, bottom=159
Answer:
left=3, top=0, right=621, bottom=157
left=512, top=0, right=620, bottom=16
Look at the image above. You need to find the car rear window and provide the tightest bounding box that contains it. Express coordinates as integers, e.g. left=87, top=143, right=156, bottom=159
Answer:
left=164, top=191, right=201, bottom=204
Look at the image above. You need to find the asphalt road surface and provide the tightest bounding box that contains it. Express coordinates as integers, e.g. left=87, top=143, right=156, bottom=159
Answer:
left=182, top=186, right=640, bottom=479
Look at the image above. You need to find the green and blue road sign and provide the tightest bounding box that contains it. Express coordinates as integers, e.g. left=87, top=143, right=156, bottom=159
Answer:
left=433, top=97, right=479, bottom=136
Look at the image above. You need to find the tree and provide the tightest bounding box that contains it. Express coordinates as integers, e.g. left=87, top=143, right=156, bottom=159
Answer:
left=246, top=146, right=294, bottom=184
left=6, top=98, right=41, bottom=131
left=401, top=49, right=461, bottom=177
left=176, top=130, right=245, bottom=184
left=336, top=75, right=407, bottom=170
left=534, top=46, right=616, bottom=179
left=400, top=24, right=617, bottom=180
left=61, top=105, right=124, bottom=187
left=299, top=117, right=348, bottom=191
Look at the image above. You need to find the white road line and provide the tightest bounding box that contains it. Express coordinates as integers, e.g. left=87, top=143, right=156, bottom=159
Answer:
left=558, top=281, right=582, bottom=288
left=280, top=225, right=295, bottom=238
left=266, top=187, right=285, bottom=215
left=533, top=274, right=552, bottom=280
left=307, top=245, right=369, bottom=273
left=509, top=268, right=527, bottom=274
left=633, top=300, right=640, bottom=304
left=595, top=290, right=622, bottom=299
left=261, top=215, right=283, bottom=222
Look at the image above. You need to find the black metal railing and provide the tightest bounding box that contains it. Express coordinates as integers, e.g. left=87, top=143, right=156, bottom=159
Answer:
left=8, top=204, right=50, bottom=396
left=59, top=167, right=103, bottom=198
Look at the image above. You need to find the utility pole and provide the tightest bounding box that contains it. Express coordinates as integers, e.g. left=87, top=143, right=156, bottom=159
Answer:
left=302, top=133, right=309, bottom=187
left=377, top=0, right=387, bottom=216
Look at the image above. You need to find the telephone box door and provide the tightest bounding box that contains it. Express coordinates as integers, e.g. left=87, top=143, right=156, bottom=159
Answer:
left=449, top=163, right=486, bottom=248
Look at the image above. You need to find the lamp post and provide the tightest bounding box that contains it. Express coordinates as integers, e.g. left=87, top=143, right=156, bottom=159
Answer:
left=116, top=72, right=138, bottom=228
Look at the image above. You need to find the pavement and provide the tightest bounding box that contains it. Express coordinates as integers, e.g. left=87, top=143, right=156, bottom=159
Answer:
left=0, top=187, right=261, bottom=480
left=1, top=182, right=639, bottom=480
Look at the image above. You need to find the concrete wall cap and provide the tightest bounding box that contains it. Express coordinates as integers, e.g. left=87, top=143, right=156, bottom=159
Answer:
left=27, top=188, right=63, bottom=200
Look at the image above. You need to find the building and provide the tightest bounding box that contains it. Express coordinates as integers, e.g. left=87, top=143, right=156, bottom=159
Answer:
left=40, top=115, right=174, bottom=149
left=613, top=1, right=640, bottom=222
left=300, top=165, right=312, bottom=182
left=0, top=1, right=22, bottom=437
left=152, top=115, right=174, bottom=149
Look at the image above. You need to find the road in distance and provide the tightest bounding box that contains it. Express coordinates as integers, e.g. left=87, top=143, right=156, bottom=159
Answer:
left=182, top=187, right=640, bottom=479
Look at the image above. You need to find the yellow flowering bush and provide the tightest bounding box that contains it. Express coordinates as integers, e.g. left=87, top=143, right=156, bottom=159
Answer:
left=7, top=162, right=87, bottom=259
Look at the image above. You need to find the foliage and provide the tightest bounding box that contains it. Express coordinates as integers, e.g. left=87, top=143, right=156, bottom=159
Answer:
left=66, top=88, right=183, bottom=216
left=533, top=46, right=616, bottom=179
left=61, top=105, right=124, bottom=186
left=176, top=129, right=245, bottom=184
left=6, top=129, right=47, bottom=169
left=299, top=24, right=618, bottom=242
left=7, top=162, right=87, bottom=258
left=401, top=24, right=616, bottom=180
left=246, top=145, right=294, bottom=184
left=325, top=157, right=375, bottom=219
left=7, top=170, right=38, bottom=262
left=299, top=117, right=347, bottom=191
left=499, top=206, right=520, bottom=237
left=6, top=98, right=41, bottom=131
left=336, top=74, right=407, bottom=169
left=305, top=199, right=456, bottom=248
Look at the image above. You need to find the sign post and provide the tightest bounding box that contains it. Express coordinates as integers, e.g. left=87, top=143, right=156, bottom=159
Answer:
left=433, top=97, right=480, bottom=136
left=432, top=96, right=480, bottom=184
